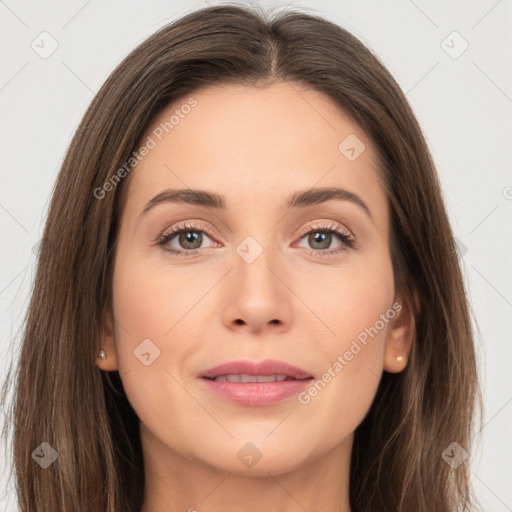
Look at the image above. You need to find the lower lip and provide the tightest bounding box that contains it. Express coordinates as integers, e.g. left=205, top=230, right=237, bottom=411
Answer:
left=200, top=377, right=313, bottom=406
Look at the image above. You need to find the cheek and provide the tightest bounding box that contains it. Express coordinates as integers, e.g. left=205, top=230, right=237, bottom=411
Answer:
left=111, top=245, right=209, bottom=346
left=311, top=257, right=395, bottom=351
left=109, top=248, right=205, bottom=430
left=297, top=258, right=394, bottom=422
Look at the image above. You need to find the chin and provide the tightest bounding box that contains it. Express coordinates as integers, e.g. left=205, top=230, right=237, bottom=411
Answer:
left=192, top=437, right=314, bottom=476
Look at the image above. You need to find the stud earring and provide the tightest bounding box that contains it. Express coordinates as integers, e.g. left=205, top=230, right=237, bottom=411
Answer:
left=97, top=349, right=107, bottom=361
left=396, top=355, right=404, bottom=363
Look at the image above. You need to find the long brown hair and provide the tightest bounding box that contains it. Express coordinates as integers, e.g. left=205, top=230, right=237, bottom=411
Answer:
left=1, top=3, right=482, bottom=511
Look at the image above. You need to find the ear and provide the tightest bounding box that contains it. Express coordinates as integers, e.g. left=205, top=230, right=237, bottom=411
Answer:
left=96, top=307, right=119, bottom=372
left=383, top=288, right=419, bottom=373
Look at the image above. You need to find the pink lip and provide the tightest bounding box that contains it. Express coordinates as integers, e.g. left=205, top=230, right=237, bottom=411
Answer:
left=199, top=359, right=313, bottom=380
left=199, top=359, right=314, bottom=407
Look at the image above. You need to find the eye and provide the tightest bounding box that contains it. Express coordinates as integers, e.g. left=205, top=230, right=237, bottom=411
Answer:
left=294, top=221, right=356, bottom=257
left=155, top=220, right=356, bottom=258
left=155, top=221, right=218, bottom=256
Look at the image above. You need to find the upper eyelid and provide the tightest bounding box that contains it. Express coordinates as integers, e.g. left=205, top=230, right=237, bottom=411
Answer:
left=159, top=220, right=354, bottom=246
left=297, top=220, right=352, bottom=237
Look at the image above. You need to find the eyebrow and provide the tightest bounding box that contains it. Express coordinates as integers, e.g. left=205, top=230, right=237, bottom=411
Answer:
left=139, top=186, right=373, bottom=222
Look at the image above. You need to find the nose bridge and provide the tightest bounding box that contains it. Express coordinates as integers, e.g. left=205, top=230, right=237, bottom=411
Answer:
left=234, top=229, right=279, bottom=293
left=223, top=226, right=293, bottom=332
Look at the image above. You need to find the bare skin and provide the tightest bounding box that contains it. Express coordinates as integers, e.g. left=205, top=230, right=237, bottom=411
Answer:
left=97, top=81, right=415, bottom=512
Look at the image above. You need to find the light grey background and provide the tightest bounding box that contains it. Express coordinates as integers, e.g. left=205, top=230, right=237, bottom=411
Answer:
left=1, top=1, right=511, bottom=510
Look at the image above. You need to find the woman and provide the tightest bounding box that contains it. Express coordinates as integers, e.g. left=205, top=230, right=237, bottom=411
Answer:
left=1, top=3, right=481, bottom=511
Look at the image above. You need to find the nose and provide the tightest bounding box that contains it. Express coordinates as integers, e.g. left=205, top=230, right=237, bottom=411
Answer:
left=220, top=240, right=293, bottom=335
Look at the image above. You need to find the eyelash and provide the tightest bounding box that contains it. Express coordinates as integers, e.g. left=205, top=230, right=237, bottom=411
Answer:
left=155, top=221, right=356, bottom=258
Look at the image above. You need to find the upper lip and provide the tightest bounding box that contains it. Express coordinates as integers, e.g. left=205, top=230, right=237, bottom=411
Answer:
left=200, top=359, right=313, bottom=380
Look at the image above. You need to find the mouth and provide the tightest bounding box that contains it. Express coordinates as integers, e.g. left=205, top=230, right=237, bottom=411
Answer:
left=199, top=358, right=313, bottom=380
left=203, top=374, right=310, bottom=383
left=199, top=359, right=314, bottom=406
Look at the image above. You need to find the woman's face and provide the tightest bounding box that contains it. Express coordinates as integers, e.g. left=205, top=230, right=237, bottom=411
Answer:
left=100, top=81, right=412, bottom=476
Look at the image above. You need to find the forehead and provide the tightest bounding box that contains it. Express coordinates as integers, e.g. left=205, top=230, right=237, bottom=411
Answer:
left=122, top=81, right=387, bottom=228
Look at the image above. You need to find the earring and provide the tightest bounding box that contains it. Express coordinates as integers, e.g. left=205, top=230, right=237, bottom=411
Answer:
left=396, top=355, right=405, bottom=363
left=97, top=349, right=107, bottom=361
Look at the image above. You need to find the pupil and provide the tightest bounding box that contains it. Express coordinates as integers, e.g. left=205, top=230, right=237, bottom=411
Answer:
left=180, top=231, right=201, bottom=249
left=310, top=232, right=330, bottom=250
